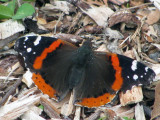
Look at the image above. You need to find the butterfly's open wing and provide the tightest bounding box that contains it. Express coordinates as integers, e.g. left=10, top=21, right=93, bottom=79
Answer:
left=116, top=54, right=155, bottom=92
left=15, top=36, right=78, bottom=101
left=74, top=52, right=155, bottom=108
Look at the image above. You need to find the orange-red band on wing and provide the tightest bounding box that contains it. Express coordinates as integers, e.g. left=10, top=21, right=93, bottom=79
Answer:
left=110, top=54, right=123, bottom=91
left=33, top=39, right=64, bottom=69
left=32, top=73, right=58, bottom=100
left=76, top=93, right=116, bottom=108
left=76, top=53, right=123, bottom=108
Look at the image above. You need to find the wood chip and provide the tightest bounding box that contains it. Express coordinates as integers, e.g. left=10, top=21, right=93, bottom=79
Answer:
left=0, top=20, right=25, bottom=39
left=61, top=92, right=74, bottom=116
left=21, top=106, right=44, bottom=120
left=40, top=97, right=61, bottom=119
left=135, top=103, right=146, bottom=120
left=151, top=81, right=160, bottom=120
left=22, top=71, right=34, bottom=88
left=74, top=106, right=81, bottom=120
left=119, top=86, right=143, bottom=106
left=0, top=88, right=41, bottom=120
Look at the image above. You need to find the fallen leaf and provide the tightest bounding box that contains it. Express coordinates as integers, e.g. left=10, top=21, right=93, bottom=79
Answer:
left=151, top=81, right=160, bottom=119
left=77, top=1, right=114, bottom=26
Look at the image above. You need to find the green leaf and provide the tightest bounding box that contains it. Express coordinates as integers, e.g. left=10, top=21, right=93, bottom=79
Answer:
left=0, top=0, right=9, bottom=2
left=98, top=117, right=107, bottom=120
left=7, top=0, right=16, bottom=14
left=38, top=104, right=44, bottom=110
left=12, top=3, right=35, bottom=19
left=123, top=117, right=135, bottom=120
left=0, top=4, right=13, bottom=19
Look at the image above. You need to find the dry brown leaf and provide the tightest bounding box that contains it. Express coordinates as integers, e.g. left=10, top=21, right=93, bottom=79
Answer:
left=143, top=33, right=154, bottom=42
left=146, top=9, right=160, bottom=25
left=54, top=33, right=83, bottom=45
left=108, top=11, right=140, bottom=27
left=130, top=0, right=144, bottom=7
left=37, top=18, right=47, bottom=25
left=137, top=8, right=160, bottom=25
left=77, top=1, right=114, bottom=27
left=109, top=0, right=129, bottom=5
left=82, top=0, right=108, bottom=6
left=44, top=1, right=76, bottom=14
left=0, top=55, right=18, bottom=76
left=83, top=0, right=128, bottom=6
left=42, top=21, right=62, bottom=30
left=151, top=81, right=160, bottom=120
left=75, top=25, right=103, bottom=35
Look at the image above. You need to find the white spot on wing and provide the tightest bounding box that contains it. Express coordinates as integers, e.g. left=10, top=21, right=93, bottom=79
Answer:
left=27, top=48, right=32, bottom=52
left=33, top=52, right=36, bottom=54
left=145, top=67, right=149, bottom=72
left=24, top=37, right=28, bottom=41
left=127, top=76, right=130, bottom=78
left=24, top=46, right=26, bottom=48
left=34, top=36, right=41, bottom=46
left=131, top=60, right=137, bottom=71
left=133, top=74, right=138, bottom=80
left=23, top=57, right=26, bottom=61
left=141, top=75, right=143, bottom=78
left=25, top=63, right=27, bottom=67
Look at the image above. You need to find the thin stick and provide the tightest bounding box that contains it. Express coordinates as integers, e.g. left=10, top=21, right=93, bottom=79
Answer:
left=0, top=77, right=22, bottom=107
left=126, top=2, right=153, bottom=10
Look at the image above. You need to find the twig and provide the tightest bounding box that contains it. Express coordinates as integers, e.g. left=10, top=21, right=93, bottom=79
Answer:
left=125, top=2, right=153, bottom=10
left=0, top=77, right=22, bottom=107
left=119, top=35, right=131, bottom=46
left=54, top=12, right=64, bottom=34
left=86, top=110, right=102, bottom=120
left=4, top=63, right=19, bottom=83
left=0, top=76, right=19, bottom=80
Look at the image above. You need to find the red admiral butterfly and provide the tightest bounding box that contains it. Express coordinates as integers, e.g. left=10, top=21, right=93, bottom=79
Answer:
left=15, top=36, right=155, bottom=108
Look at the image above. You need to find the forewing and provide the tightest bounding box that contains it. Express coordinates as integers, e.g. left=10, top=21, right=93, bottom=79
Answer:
left=116, top=54, right=155, bottom=92
left=15, top=36, right=77, bottom=100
